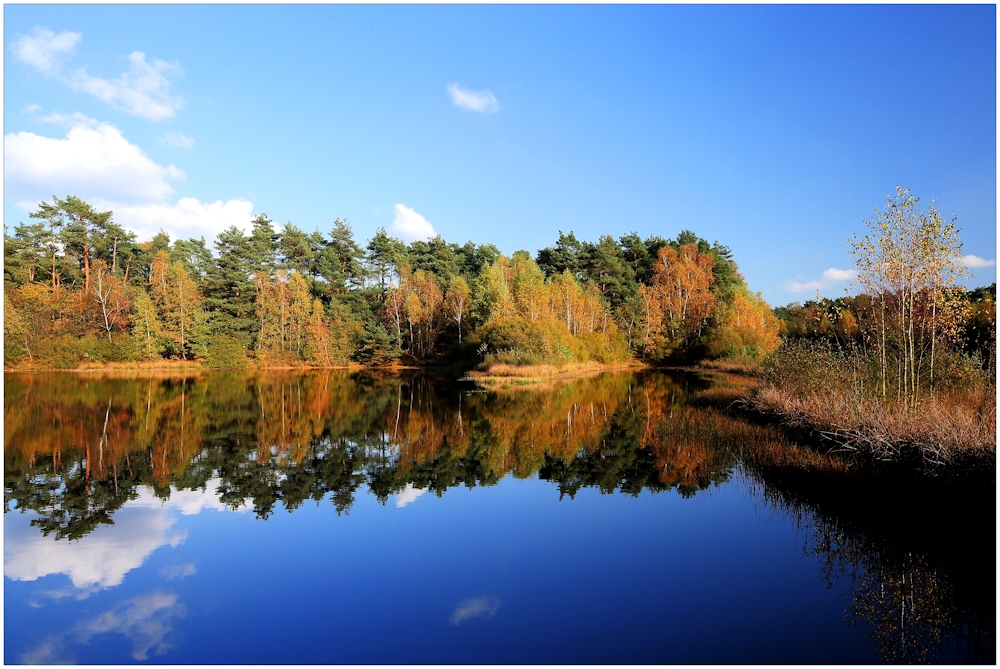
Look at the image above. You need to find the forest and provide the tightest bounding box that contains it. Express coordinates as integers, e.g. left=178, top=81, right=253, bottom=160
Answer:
left=3, top=195, right=780, bottom=370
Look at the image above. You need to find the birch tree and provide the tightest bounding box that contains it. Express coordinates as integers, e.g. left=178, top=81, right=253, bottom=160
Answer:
left=849, top=187, right=969, bottom=406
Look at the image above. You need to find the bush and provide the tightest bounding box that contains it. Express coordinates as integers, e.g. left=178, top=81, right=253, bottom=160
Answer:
left=934, top=350, right=992, bottom=392
left=355, top=322, right=400, bottom=367
left=34, top=334, right=87, bottom=369
left=201, top=334, right=250, bottom=369
left=762, top=339, right=866, bottom=397
left=577, top=331, right=631, bottom=363
left=471, top=317, right=590, bottom=367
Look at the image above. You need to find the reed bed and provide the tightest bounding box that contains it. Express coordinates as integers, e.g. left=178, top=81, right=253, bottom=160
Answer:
left=743, top=346, right=996, bottom=473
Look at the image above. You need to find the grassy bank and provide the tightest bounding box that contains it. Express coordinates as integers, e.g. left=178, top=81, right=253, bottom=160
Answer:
left=740, top=343, right=995, bottom=475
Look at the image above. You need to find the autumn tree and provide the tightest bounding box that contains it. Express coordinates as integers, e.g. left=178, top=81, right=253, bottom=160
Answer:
left=640, top=244, right=716, bottom=358
left=444, top=275, right=471, bottom=343
left=150, top=251, right=205, bottom=359
left=129, top=287, right=165, bottom=360
left=90, top=259, right=130, bottom=341
left=474, top=256, right=515, bottom=325
left=705, top=287, right=780, bottom=359
left=849, top=187, right=969, bottom=404
left=402, top=270, right=444, bottom=358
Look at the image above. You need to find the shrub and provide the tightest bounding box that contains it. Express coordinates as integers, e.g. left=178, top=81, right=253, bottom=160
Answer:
left=34, top=334, right=87, bottom=369
left=201, top=334, right=250, bottom=369
left=355, top=322, right=400, bottom=367
left=472, top=317, right=589, bottom=367
left=577, top=331, right=631, bottom=363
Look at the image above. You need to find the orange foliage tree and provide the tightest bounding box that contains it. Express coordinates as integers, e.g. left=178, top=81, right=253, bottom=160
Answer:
left=639, top=244, right=716, bottom=358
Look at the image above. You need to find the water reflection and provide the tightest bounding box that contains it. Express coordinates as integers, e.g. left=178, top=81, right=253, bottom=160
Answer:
left=5, top=480, right=246, bottom=600
left=19, top=591, right=184, bottom=663
left=744, top=466, right=996, bottom=664
left=4, top=370, right=728, bottom=528
left=4, top=369, right=994, bottom=663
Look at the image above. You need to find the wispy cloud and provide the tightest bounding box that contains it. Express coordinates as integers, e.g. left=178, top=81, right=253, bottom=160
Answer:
left=158, top=131, right=196, bottom=149
left=10, top=26, right=80, bottom=75
left=962, top=254, right=996, bottom=269
left=79, top=593, right=183, bottom=661
left=447, top=83, right=499, bottom=113
left=391, top=203, right=437, bottom=241
left=784, top=267, right=857, bottom=293
left=68, top=52, right=183, bottom=121
left=10, top=27, right=183, bottom=121
left=449, top=596, right=501, bottom=625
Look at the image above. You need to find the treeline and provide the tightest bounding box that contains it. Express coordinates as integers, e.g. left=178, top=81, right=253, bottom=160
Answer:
left=773, top=284, right=996, bottom=380
left=3, top=196, right=780, bottom=369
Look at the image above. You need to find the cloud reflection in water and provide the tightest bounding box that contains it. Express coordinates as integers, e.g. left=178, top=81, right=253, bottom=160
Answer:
left=450, top=596, right=501, bottom=625
left=20, top=591, right=185, bottom=663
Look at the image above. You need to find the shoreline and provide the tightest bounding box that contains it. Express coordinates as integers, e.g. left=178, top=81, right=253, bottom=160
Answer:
left=3, top=359, right=652, bottom=378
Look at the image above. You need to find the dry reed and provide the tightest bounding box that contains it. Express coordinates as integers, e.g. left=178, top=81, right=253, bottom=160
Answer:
left=744, top=382, right=995, bottom=471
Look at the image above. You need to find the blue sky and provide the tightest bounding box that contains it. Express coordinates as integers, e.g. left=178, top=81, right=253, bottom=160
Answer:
left=4, top=4, right=996, bottom=305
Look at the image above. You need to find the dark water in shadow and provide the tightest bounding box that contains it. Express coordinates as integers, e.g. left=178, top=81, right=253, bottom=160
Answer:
left=4, top=369, right=994, bottom=664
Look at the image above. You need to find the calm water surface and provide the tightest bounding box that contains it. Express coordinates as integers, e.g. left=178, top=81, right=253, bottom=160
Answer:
left=4, top=370, right=994, bottom=664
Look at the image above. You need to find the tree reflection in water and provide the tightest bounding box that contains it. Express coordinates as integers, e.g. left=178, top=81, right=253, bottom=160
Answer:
left=4, top=369, right=994, bottom=663
left=743, top=464, right=995, bottom=664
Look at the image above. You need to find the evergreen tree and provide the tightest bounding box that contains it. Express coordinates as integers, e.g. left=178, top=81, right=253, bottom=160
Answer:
left=203, top=226, right=257, bottom=348
left=537, top=230, right=583, bottom=278
left=365, top=227, right=407, bottom=293
left=248, top=213, right=279, bottom=274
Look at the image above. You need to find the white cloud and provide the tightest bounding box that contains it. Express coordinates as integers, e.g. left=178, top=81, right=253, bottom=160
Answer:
left=4, top=114, right=254, bottom=243
left=784, top=267, right=857, bottom=293
left=5, top=114, right=183, bottom=204
left=68, top=51, right=184, bottom=121
left=158, top=131, right=196, bottom=149
left=130, top=479, right=250, bottom=516
left=449, top=596, right=501, bottom=625
left=108, top=198, right=255, bottom=244
left=391, top=203, right=437, bottom=241
left=447, top=83, right=499, bottom=113
left=962, top=254, right=996, bottom=269
left=10, top=27, right=80, bottom=75
left=394, top=483, right=427, bottom=508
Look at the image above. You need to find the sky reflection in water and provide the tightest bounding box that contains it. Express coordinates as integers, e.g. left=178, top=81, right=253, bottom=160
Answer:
left=4, top=370, right=993, bottom=664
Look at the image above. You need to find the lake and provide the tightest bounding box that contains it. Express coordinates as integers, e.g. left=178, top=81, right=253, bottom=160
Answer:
left=4, top=369, right=994, bottom=664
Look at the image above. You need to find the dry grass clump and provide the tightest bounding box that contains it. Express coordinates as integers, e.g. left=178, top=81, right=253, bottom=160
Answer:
left=697, top=358, right=763, bottom=376
left=463, top=360, right=644, bottom=386
left=744, top=342, right=996, bottom=472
